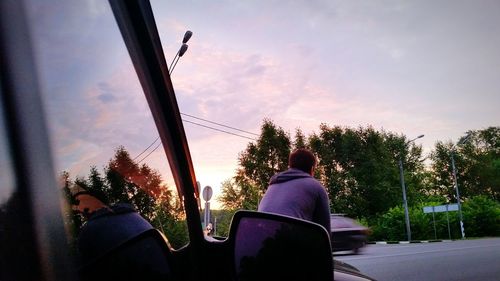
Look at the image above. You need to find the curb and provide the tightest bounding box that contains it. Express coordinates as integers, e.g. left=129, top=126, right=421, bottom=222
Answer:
left=367, top=239, right=451, bottom=245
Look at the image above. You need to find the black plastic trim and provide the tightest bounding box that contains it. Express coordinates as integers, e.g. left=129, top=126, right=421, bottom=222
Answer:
left=109, top=0, right=204, bottom=279
left=0, top=0, right=75, bottom=280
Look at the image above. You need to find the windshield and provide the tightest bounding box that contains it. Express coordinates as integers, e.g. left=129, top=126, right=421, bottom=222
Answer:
left=25, top=0, right=188, bottom=249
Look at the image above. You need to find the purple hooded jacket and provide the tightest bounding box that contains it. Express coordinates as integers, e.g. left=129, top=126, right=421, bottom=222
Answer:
left=258, top=168, right=331, bottom=235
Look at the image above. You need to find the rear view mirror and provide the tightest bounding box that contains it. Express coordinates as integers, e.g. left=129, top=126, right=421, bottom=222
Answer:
left=230, top=211, right=333, bottom=281
left=78, top=229, right=174, bottom=281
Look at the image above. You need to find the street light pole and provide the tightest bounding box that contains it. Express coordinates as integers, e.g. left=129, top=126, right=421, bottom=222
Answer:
left=398, top=157, right=411, bottom=241
left=169, top=30, right=192, bottom=75
left=451, top=133, right=471, bottom=239
left=399, top=134, right=424, bottom=242
left=450, top=151, right=464, bottom=239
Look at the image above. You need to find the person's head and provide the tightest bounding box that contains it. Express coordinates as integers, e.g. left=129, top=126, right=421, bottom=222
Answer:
left=72, top=187, right=109, bottom=218
left=288, top=148, right=316, bottom=175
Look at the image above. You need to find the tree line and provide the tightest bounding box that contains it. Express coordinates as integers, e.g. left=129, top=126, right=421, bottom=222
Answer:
left=60, top=122, right=498, bottom=244
left=217, top=120, right=499, bottom=239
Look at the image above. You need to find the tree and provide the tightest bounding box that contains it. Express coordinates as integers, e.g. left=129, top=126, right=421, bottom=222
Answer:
left=86, top=166, right=109, bottom=204
left=462, top=195, right=500, bottom=237
left=219, top=119, right=297, bottom=212
left=210, top=209, right=236, bottom=237
left=218, top=179, right=259, bottom=211
left=61, top=146, right=188, bottom=247
left=309, top=125, right=425, bottom=219
left=236, top=119, right=291, bottom=194
left=293, top=128, right=307, bottom=149
left=104, top=146, right=160, bottom=220
left=59, top=171, right=83, bottom=247
left=370, top=196, right=499, bottom=241
left=227, top=121, right=428, bottom=220
left=464, top=127, right=500, bottom=200
left=430, top=127, right=500, bottom=201
left=429, top=141, right=456, bottom=201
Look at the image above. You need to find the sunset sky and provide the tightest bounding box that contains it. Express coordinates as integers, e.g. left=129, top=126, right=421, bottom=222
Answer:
left=151, top=0, right=500, bottom=206
left=13, top=0, right=499, bottom=208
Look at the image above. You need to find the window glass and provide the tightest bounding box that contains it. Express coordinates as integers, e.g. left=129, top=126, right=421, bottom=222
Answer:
left=0, top=91, right=14, bottom=208
left=0, top=84, right=29, bottom=278
left=24, top=0, right=188, bottom=250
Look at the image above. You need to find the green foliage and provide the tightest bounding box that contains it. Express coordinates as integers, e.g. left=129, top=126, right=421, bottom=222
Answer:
left=370, top=203, right=442, bottom=241
left=462, top=195, right=500, bottom=237
left=154, top=199, right=188, bottom=248
left=223, top=120, right=499, bottom=241
left=293, top=128, right=307, bottom=149
left=370, top=205, right=406, bottom=241
left=310, top=125, right=425, bottom=219
left=236, top=119, right=291, bottom=194
left=210, top=209, right=237, bottom=237
left=218, top=179, right=259, bottom=211
left=370, top=197, right=499, bottom=241
left=220, top=119, right=293, bottom=210
left=430, top=127, right=500, bottom=201
left=105, top=146, right=157, bottom=219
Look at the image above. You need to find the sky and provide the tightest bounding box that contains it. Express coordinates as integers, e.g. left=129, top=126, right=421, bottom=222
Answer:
left=5, top=0, right=497, bottom=207
left=150, top=0, right=500, bottom=207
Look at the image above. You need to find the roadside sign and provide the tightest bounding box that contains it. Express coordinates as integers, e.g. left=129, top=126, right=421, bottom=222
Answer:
left=423, top=204, right=459, bottom=213
left=434, top=205, right=447, bottom=212
left=423, top=206, right=434, bottom=213
left=423, top=203, right=460, bottom=240
left=202, top=185, right=213, bottom=202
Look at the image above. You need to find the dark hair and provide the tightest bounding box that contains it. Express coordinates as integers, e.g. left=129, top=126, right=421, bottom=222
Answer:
left=73, top=189, right=109, bottom=206
left=289, top=149, right=316, bottom=173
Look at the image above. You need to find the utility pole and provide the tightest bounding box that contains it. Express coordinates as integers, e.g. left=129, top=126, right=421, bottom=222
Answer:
left=399, top=157, right=412, bottom=241
left=450, top=151, right=464, bottom=239
left=398, top=134, right=424, bottom=242
left=450, top=133, right=471, bottom=239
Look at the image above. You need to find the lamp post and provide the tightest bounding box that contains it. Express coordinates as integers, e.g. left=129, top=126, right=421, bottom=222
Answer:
left=451, top=133, right=471, bottom=239
left=399, top=134, right=424, bottom=241
left=169, top=30, right=192, bottom=75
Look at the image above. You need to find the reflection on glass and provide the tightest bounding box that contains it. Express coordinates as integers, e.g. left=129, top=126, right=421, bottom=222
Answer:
left=25, top=0, right=188, bottom=250
left=0, top=93, right=14, bottom=207
left=79, top=231, right=173, bottom=281
left=234, top=216, right=332, bottom=281
left=0, top=86, right=41, bottom=279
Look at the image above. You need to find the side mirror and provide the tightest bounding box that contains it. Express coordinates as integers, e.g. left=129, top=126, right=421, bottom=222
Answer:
left=78, top=229, right=174, bottom=281
left=230, top=210, right=333, bottom=281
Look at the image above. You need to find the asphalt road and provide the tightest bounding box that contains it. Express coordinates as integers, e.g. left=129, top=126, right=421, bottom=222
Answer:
left=335, top=238, right=500, bottom=281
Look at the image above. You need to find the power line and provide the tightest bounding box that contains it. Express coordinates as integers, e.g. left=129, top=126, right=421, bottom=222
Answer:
left=133, top=30, right=259, bottom=163
left=182, top=119, right=257, bottom=141
left=132, top=136, right=159, bottom=161
left=132, top=114, right=258, bottom=163
left=181, top=112, right=258, bottom=136
left=136, top=142, right=162, bottom=164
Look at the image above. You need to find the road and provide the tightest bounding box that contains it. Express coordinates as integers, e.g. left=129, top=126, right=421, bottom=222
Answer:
left=335, top=238, right=500, bottom=281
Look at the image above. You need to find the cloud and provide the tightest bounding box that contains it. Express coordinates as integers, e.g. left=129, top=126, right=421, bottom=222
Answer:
left=45, top=54, right=164, bottom=180
left=30, top=0, right=500, bottom=208
left=172, top=41, right=323, bottom=135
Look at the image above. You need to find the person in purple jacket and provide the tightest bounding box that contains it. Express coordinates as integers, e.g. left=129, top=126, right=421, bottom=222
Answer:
left=258, top=148, right=331, bottom=236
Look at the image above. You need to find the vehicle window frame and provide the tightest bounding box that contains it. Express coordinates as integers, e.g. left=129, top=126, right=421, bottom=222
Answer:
left=1, top=0, right=205, bottom=279
left=109, top=0, right=204, bottom=245
left=0, top=0, right=75, bottom=279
